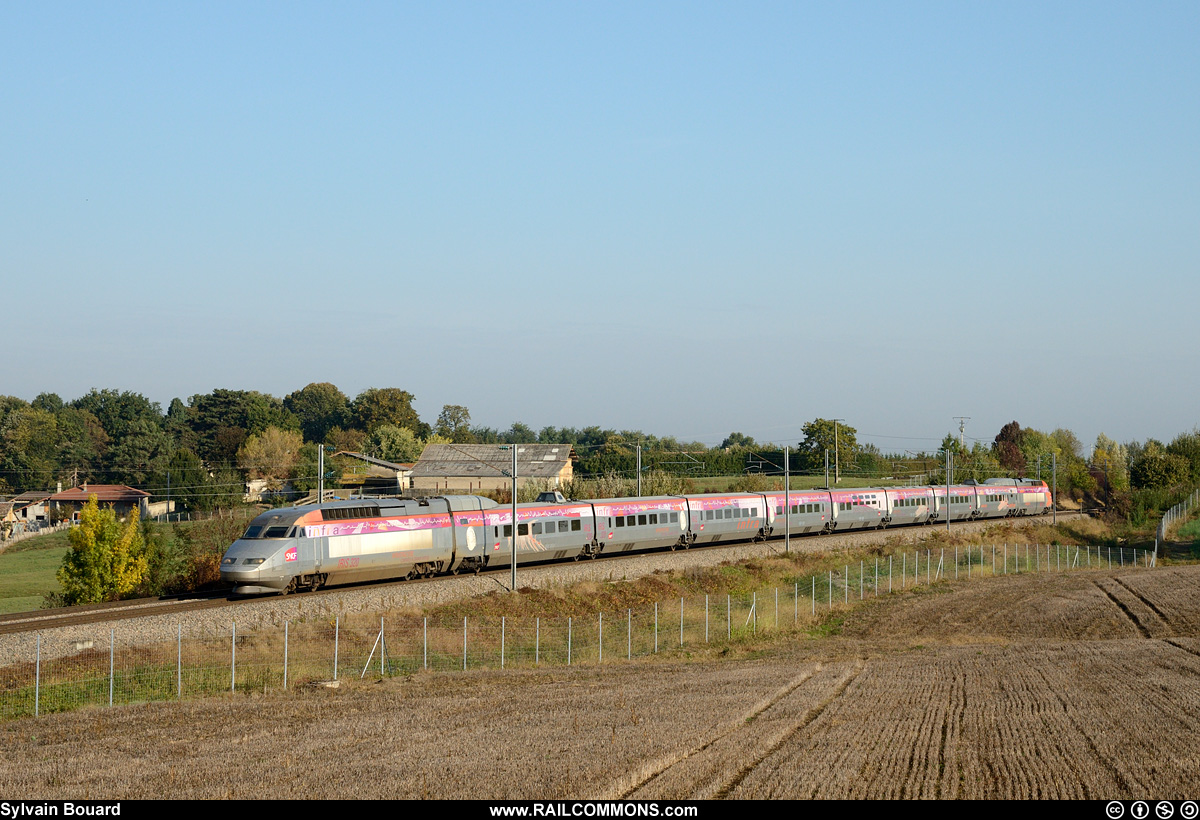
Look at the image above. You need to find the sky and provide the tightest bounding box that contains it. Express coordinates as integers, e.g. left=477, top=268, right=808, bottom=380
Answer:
left=2, top=1, right=1198, bottom=454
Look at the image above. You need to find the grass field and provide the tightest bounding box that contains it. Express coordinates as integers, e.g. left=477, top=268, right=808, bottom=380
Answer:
left=0, top=530, right=72, bottom=614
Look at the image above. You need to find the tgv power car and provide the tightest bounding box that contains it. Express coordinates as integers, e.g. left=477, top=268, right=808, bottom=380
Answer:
left=219, top=478, right=1052, bottom=594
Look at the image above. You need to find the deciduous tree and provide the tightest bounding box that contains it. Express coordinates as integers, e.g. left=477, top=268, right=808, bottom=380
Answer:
left=57, top=495, right=147, bottom=604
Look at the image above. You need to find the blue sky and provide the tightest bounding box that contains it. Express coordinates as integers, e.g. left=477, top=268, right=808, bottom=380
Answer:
left=2, top=1, right=1197, bottom=453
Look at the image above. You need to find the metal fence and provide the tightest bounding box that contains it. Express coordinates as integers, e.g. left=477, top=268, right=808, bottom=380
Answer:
left=0, top=543, right=1153, bottom=721
left=1155, top=489, right=1198, bottom=561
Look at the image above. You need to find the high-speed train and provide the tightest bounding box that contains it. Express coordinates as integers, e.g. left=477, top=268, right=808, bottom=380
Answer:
left=219, top=478, right=1052, bottom=594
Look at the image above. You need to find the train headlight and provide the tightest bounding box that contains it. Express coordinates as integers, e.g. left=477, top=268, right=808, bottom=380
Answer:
left=222, top=557, right=236, bottom=565
left=242, top=557, right=266, bottom=565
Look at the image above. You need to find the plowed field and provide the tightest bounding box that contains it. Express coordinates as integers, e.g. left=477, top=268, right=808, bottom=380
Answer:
left=2, top=565, right=1198, bottom=799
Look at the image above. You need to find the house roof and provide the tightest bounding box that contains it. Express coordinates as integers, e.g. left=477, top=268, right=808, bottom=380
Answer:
left=332, top=452, right=413, bottom=472
left=11, top=491, right=52, bottom=504
left=411, top=444, right=575, bottom=479
left=50, top=485, right=151, bottom=503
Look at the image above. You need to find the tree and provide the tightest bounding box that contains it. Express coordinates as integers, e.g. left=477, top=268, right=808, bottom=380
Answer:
left=720, top=432, right=756, bottom=450
left=70, top=389, right=163, bottom=442
left=797, top=419, right=858, bottom=474
left=1130, top=441, right=1191, bottom=490
left=0, top=405, right=59, bottom=491
left=237, top=427, right=303, bottom=486
left=436, top=405, right=475, bottom=442
left=284, top=382, right=350, bottom=443
left=104, top=418, right=172, bottom=487
left=364, top=424, right=424, bottom=463
left=57, top=495, right=146, bottom=604
left=1167, top=429, right=1200, bottom=482
left=1092, top=434, right=1130, bottom=492
left=350, top=388, right=426, bottom=435
left=186, top=389, right=299, bottom=464
left=993, top=421, right=1026, bottom=475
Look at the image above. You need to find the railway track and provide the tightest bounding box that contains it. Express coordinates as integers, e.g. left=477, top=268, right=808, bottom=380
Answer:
left=0, top=510, right=1085, bottom=637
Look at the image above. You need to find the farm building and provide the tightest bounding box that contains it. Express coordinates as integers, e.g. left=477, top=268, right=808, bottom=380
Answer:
left=410, top=444, right=575, bottom=494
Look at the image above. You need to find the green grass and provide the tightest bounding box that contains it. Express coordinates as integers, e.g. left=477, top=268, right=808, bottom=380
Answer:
left=0, top=530, right=73, bottom=613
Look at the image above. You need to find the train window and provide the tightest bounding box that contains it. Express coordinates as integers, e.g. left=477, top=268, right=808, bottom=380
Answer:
left=638, top=515, right=647, bottom=526
left=626, top=515, right=635, bottom=526
left=649, top=514, right=658, bottom=525
left=776, top=506, right=782, bottom=515
left=616, top=517, right=625, bottom=528
left=670, top=512, right=678, bottom=523
left=752, top=508, right=758, bottom=517
left=263, top=526, right=289, bottom=539
left=243, top=526, right=263, bottom=539
left=705, top=510, right=713, bottom=520
left=571, top=520, right=581, bottom=532
left=518, top=523, right=529, bottom=536
left=558, top=521, right=569, bottom=533
left=532, top=523, right=542, bottom=535
left=503, top=525, right=512, bottom=537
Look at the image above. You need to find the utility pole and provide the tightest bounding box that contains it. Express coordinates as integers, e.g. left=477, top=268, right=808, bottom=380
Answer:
left=511, top=445, right=517, bottom=591
left=317, top=444, right=324, bottom=504
left=832, top=419, right=845, bottom=485
left=954, top=417, right=970, bottom=450
left=824, top=449, right=830, bottom=488
left=784, top=445, right=790, bottom=554
left=636, top=444, right=642, bottom=498
left=946, top=450, right=952, bottom=534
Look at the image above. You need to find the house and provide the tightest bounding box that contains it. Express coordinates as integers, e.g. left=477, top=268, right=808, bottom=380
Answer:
left=49, top=484, right=151, bottom=521
left=410, top=444, right=575, bottom=494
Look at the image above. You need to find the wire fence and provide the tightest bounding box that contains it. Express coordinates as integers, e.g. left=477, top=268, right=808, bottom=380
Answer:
left=0, top=543, right=1155, bottom=721
left=1155, top=489, right=1198, bottom=561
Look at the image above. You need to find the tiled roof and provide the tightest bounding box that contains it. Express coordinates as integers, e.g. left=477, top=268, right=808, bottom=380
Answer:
left=411, top=444, right=575, bottom=479
left=50, top=485, right=151, bottom=502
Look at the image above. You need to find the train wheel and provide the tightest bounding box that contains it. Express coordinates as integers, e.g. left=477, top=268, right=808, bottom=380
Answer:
left=283, top=577, right=298, bottom=595
left=308, top=575, right=321, bottom=592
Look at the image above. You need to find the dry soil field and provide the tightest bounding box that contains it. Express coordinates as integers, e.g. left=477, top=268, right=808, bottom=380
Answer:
left=1, top=563, right=1198, bottom=800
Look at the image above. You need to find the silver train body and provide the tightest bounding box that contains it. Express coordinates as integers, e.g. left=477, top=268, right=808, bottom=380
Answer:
left=219, top=478, right=1052, bottom=595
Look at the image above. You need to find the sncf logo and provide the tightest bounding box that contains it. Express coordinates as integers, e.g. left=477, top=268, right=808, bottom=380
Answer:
left=284, top=547, right=298, bottom=562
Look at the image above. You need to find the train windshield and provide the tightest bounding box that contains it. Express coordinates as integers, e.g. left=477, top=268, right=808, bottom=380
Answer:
left=241, top=511, right=302, bottom=539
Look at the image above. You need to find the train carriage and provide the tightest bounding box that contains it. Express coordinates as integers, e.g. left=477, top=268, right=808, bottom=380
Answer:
left=481, top=501, right=596, bottom=566
left=829, top=489, right=885, bottom=530
left=685, top=493, right=766, bottom=544
left=593, top=496, right=690, bottom=552
left=883, top=489, right=933, bottom=526
left=763, top=491, right=832, bottom=534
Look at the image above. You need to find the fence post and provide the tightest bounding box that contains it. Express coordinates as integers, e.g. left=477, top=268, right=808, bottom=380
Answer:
left=424, top=618, right=428, bottom=670
left=177, top=624, right=182, bottom=700
left=35, top=635, right=40, bottom=718
left=334, top=616, right=339, bottom=681
left=536, top=617, right=540, bottom=666
left=501, top=616, right=505, bottom=670
left=284, top=620, right=289, bottom=691
left=109, top=629, right=114, bottom=708
left=628, top=610, right=632, bottom=660
left=727, top=594, right=731, bottom=641
left=463, top=618, right=467, bottom=671
left=680, top=597, right=684, bottom=647
left=568, top=617, right=572, bottom=666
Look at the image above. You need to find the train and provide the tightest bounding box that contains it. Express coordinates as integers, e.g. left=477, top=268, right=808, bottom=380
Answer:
left=219, top=477, right=1053, bottom=594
